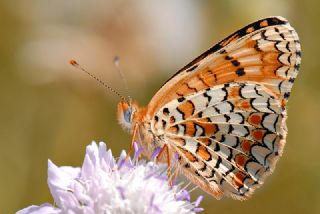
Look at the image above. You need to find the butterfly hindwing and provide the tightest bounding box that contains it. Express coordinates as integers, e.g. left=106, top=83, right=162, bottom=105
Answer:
left=151, top=81, right=286, bottom=199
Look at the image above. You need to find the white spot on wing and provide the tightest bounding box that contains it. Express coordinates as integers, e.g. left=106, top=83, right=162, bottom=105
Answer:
left=222, top=135, right=239, bottom=147
left=184, top=138, right=198, bottom=153
left=251, top=145, right=271, bottom=167
left=262, top=113, right=278, bottom=132
left=215, top=102, right=233, bottom=114
left=202, top=106, right=219, bottom=118
left=231, top=125, right=249, bottom=137
left=206, top=88, right=227, bottom=106
left=191, top=95, right=209, bottom=113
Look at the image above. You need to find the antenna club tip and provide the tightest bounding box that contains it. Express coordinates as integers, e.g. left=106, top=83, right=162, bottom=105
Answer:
left=69, top=59, right=78, bottom=66
left=113, top=56, right=120, bottom=65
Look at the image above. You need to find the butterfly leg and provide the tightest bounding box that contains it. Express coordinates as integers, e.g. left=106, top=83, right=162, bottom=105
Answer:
left=169, top=153, right=181, bottom=187
left=156, top=144, right=173, bottom=186
left=125, top=123, right=139, bottom=161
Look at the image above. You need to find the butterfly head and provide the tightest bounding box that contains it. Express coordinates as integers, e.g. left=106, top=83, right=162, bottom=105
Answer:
left=117, top=99, right=138, bottom=132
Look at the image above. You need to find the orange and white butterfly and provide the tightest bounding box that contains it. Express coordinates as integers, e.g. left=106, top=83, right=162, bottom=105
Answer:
left=73, top=16, right=301, bottom=200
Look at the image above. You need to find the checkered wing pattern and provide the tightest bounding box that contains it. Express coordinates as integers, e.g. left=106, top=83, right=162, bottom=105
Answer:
left=148, top=16, right=301, bottom=199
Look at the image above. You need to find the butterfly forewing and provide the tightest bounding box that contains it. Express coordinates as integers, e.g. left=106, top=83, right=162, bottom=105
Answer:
left=145, top=16, right=301, bottom=199
left=146, top=16, right=300, bottom=116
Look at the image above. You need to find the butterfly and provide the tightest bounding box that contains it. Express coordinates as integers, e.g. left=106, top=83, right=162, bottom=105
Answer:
left=73, top=16, right=301, bottom=200
left=120, top=16, right=302, bottom=200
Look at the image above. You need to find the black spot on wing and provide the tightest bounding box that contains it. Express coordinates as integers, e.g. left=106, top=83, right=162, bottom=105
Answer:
left=226, top=148, right=233, bottom=161
left=214, top=156, right=222, bottom=168
left=261, top=29, right=267, bottom=40
left=296, top=50, right=302, bottom=57
left=279, top=33, right=285, bottom=40
left=219, top=49, right=227, bottom=54
left=178, top=97, right=185, bottom=103
left=225, top=55, right=233, bottom=60
left=161, top=120, right=167, bottom=128
left=228, top=125, right=234, bottom=134
left=231, top=60, right=241, bottom=67
left=214, top=142, right=220, bottom=152
left=235, top=68, right=246, bottom=76
left=284, top=92, right=290, bottom=99
left=163, top=107, right=170, bottom=116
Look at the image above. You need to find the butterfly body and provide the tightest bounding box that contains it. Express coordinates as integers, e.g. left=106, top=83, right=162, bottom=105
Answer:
left=117, top=16, right=301, bottom=200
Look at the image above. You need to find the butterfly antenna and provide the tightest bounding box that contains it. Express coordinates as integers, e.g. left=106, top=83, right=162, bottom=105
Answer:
left=69, top=59, right=125, bottom=100
left=113, top=56, right=131, bottom=103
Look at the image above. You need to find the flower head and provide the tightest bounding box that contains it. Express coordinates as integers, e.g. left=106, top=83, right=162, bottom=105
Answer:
left=17, top=142, right=203, bottom=214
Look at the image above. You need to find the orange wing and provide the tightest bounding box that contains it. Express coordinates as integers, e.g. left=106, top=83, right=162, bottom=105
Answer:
left=146, top=16, right=301, bottom=117
left=143, top=16, right=300, bottom=199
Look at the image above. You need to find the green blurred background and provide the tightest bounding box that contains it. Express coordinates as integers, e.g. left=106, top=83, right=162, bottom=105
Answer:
left=1, top=0, right=319, bottom=213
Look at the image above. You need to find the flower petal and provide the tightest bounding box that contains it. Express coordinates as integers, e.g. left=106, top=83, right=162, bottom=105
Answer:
left=16, top=203, right=61, bottom=214
left=19, top=142, right=203, bottom=213
left=47, top=160, right=79, bottom=207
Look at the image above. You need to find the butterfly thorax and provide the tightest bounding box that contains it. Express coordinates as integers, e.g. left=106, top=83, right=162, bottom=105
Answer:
left=117, top=100, right=160, bottom=159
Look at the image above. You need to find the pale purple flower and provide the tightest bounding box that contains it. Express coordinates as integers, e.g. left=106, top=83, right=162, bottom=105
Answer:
left=17, top=142, right=203, bottom=214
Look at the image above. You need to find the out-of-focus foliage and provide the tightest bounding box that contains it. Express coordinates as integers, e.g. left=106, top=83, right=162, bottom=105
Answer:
left=1, top=0, right=319, bottom=213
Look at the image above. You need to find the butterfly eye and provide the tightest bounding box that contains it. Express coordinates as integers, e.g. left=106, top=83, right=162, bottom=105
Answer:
left=124, top=107, right=133, bottom=123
